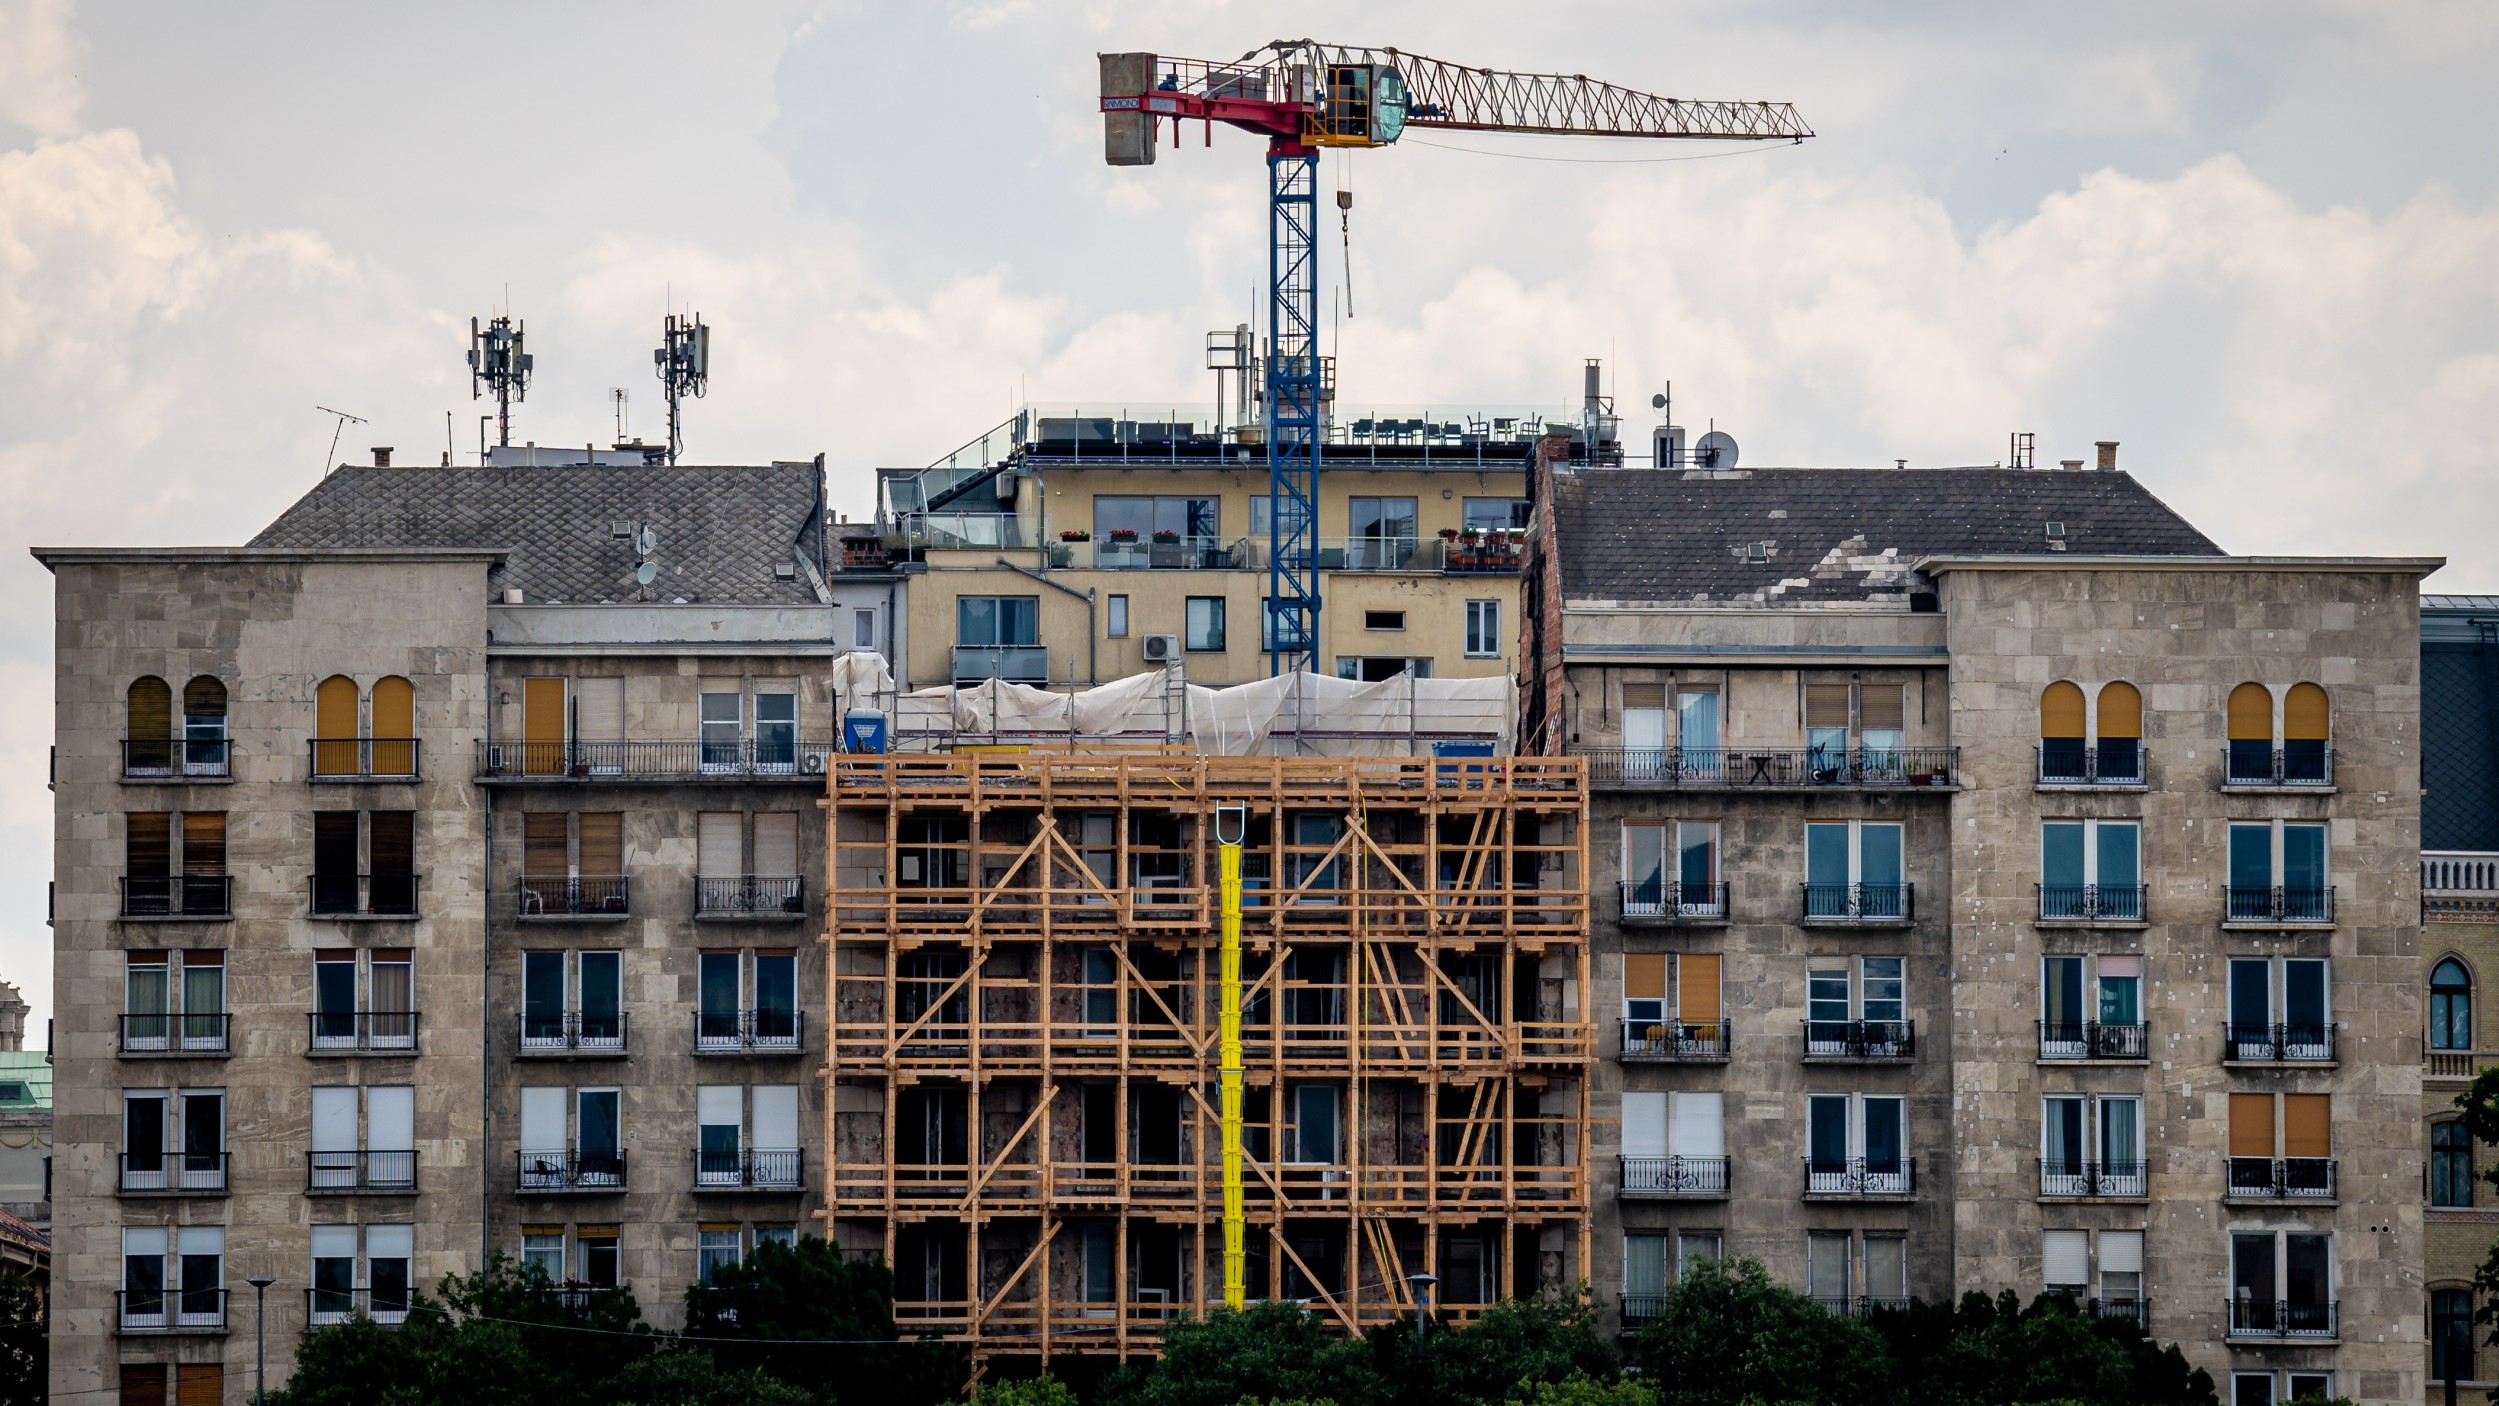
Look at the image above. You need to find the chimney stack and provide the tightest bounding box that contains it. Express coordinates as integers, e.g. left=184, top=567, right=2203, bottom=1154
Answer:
left=2095, top=440, right=2118, bottom=472
left=2059, top=459, right=2084, bottom=472
left=371, top=447, right=393, bottom=468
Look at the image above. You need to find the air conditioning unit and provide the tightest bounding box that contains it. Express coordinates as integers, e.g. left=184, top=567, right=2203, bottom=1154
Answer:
left=1141, top=634, right=1182, bottom=663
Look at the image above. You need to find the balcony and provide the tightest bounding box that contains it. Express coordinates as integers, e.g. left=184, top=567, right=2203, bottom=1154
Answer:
left=1800, top=884, right=1914, bottom=925
left=1804, top=1157, right=1915, bottom=1198
left=2035, top=885, right=2146, bottom=926
left=306, top=1011, right=420, bottom=1055
left=1620, top=1293, right=1666, bottom=1326
left=309, top=873, right=421, bottom=920
left=121, top=739, right=232, bottom=781
left=1618, top=1019, right=1729, bottom=1062
left=694, top=1148, right=804, bottom=1192
left=2226, top=1298, right=2337, bottom=1341
left=120, top=1152, right=229, bottom=1196
left=1812, top=1296, right=1913, bottom=1318
left=2038, top=1021, right=2148, bottom=1062
left=119, top=1013, right=230, bottom=1056
left=2034, top=743, right=2145, bottom=788
left=1802, top=1019, right=1915, bottom=1060
left=1620, top=1155, right=1729, bottom=1199
left=117, top=1288, right=227, bottom=1334
left=306, top=738, right=421, bottom=781
left=2225, top=744, right=2334, bottom=789
left=518, top=875, right=630, bottom=920
left=2039, top=1159, right=2147, bottom=1198
left=1619, top=880, right=1730, bottom=924
left=1573, top=746, right=1959, bottom=790
left=516, top=1012, right=628, bottom=1058
left=306, top=1149, right=418, bottom=1193
left=2226, top=1156, right=2336, bottom=1201
left=2424, top=851, right=2499, bottom=918
left=952, top=645, right=1048, bottom=685
left=517, top=1148, right=627, bottom=1193
left=694, top=1010, right=805, bottom=1056
left=2222, top=886, right=2334, bottom=928
left=307, top=1286, right=411, bottom=1327
left=1081, top=534, right=1235, bottom=570
left=474, top=738, right=835, bottom=783
left=118, top=875, right=231, bottom=920
left=2223, top=1022, right=2335, bottom=1064
left=2427, top=1048, right=2499, bottom=1081
left=695, top=875, right=806, bottom=920
left=2085, top=1297, right=2148, bottom=1328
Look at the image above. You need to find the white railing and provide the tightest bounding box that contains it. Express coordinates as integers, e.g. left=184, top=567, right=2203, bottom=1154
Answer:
left=2426, top=852, right=2499, bottom=894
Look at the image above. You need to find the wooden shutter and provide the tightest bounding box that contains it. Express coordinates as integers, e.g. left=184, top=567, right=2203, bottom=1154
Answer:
left=1621, top=683, right=1665, bottom=711
left=753, top=813, right=799, bottom=877
left=523, top=814, right=570, bottom=878
left=1805, top=684, right=1851, bottom=729
left=1624, top=954, right=1666, bottom=1002
left=181, top=812, right=225, bottom=876
left=2283, top=1093, right=2331, bottom=1157
left=2284, top=683, right=2329, bottom=742
left=119, top=1363, right=167, bottom=1406
left=1677, top=953, right=1721, bottom=1023
left=2227, top=683, right=2272, bottom=741
left=2228, top=1092, right=2275, bottom=1156
left=2096, top=681, right=2142, bottom=740
left=578, top=814, right=624, bottom=879
left=129, top=677, right=173, bottom=740
left=698, top=813, right=743, bottom=878
left=313, top=812, right=359, bottom=876
left=1858, top=685, right=1904, bottom=733
left=127, top=813, right=171, bottom=876
left=370, top=675, right=415, bottom=774
left=182, top=676, right=226, bottom=723
left=522, top=677, right=568, bottom=774
left=314, top=674, right=360, bottom=776
left=576, top=677, right=624, bottom=742
left=175, top=1363, right=222, bottom=1406
left=369, top=812, right=414, bottom=876
left=2039, top=681, right=2085, bottom=740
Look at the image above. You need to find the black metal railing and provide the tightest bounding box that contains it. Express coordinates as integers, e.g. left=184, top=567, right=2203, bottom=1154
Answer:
left=2037, top=1021, right=2149, bottom=1060
left=2036, top=885, right=2147, bottom=922
left=307, top=1011, right=420, bottom=1053
left=1803, top=1019, right=1915, bottom=1059
left=1620, top=1293, right=1667, bottom=1324
left=695, top=875, right=806, bottom=917
left=122, top=738, right=232, bottom=779
left=117, top=1288, right=227, bottom=1332
left=309, top=873, right=421, bottom=919
left=517, top=875, right=630, bottom=918
left=2225, top=744, right=2334, bottom=788
left=118, top=875, right=231, bottom=919
left=517, top=1011, right=628, bottom=1055
left=2087, top=1297, right=2148, bottom=1328
left=517, top=1148, right=628, bottom=1191
left=1619, top=880, right=1731, bottom=921
left=2223, top=1022, right=2336, bottom=1062
left=1572, top=746, right=1958, bottom=789
left=694, top=1009, right=805, bottom=1054
left=1808, top=1295, right=1914, bottom=1319
left=1803, top=1157, right=1915, bottom=1195
left=119, top=1012, right=230, bottom=1053
left=477, top=739, right=834, bottom=780
left=306, top=1149, right=418, bottom=1192
left=1618, top=1019, right=1730, bottom=1061
left=2226, top=1298, right=2337, bottom=1339
left=2038, top=1159, right=2148, bottom=1197
left=1800, top=883, right=1914, bottom=922
left=2223, top=886, right=2334, bottom=924
left=694, top=1148, right=804, bottom=1190
left=2226, top=1156, right=2336, bottom=1200
left=1620, top=1155, right=1729, bottom=1197
left=2035, top=742, right=2144, bottom=786
left=307, top=738, right=421, bottom=779
left=119, top=1152, right=229, bottom=1194
left=306, top=1286, right=413, bottom=1326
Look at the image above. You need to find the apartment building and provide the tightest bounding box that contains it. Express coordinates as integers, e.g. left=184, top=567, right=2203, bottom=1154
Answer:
left=876, top=404, right=1567, bottom=689
left=39, top=458, right=889, bottom=1405
left=1518, top=445, right=2434, bottom=1406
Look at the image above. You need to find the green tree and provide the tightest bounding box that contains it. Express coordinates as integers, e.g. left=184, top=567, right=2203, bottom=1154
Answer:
left=1366, top=1291, right=1617, bottom=1406
left=2458, top=1065, right=2499, bottom=1379
left=973, top=1377, right=1082, bottom=1406
left=1104, top=1301, right=1386, bottom=1406
left=1515, top=1373, right=1658, bottom=1406
left=678, top=1235, right=960, bottom=1406
left=0, top=1272, right=44, bottom=1406
left=1629, top=1259, right=1895, bottom=1406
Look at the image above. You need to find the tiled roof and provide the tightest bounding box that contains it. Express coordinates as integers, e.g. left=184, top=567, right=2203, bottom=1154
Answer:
left=2425, top=640, right=2499, bottom=852
left=1549, top=467, right=2222, bottom=605
left=248, top=465, right=827, bottom=606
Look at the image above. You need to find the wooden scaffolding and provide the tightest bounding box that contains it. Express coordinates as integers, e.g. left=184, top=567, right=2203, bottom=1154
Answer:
left=818, top=753, right=1592, bottom=1363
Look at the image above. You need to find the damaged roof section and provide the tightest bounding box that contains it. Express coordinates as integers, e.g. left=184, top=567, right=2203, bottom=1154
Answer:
left=1550, top=467, right=2223, bottom=606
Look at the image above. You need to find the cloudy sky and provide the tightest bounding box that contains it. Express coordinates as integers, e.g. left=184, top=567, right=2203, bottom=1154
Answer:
left=4, top=0, right=2497, bottom=1036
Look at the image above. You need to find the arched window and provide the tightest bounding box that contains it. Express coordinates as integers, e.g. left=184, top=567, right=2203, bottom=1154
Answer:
left=2433, top=958, right=2474, bottom=1051
left=2435, top=1286, right=2478, bottom=1382
left=2226, top=682, right=2273, bottom=783
left=2095, top=682, right=2142, bottom=783
left=181, top=676, right=228, bottom=776
left=313, top=675, right=361, bottom=777
left=371, top=676, right=415, bottom=776
left=2038, top=681, right=2087, bottom=782
left=2283, top=682, right=2330, bottom=783
left=2433, top=1122, right=2475, bottom=1207
left=127, top=676, right=173, bottom=775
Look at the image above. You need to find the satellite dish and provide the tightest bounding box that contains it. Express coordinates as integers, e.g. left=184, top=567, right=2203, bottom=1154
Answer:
left=634, top=561, right=659, bottom=587
left=1649, top=393, right=1667, bottom=410
left=635, top=526, right=658, bottom=556
left=1694, top=430, right=1740, bottom=469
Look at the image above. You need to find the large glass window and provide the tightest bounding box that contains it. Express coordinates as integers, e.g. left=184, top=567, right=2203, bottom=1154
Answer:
left=1096, top=496, right=1219, bottom=567
left=1464, top=600, right=1500, bottom=657
left=1462, top=497, right=1529, bottom=531
left=1344, top=496, right=1418, bottom=570
left=2435, top=1288, right=2476, bottom=1382
left=1185, top=597, right=1227, bottom=652
left=2040, top=819, right=2141, bottom=918
left=956, top=596, right=1039, bottom=647
left=1804, top=821, right=1905, bottom=918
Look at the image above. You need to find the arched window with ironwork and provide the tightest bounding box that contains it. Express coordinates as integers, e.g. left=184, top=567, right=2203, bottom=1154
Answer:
left=2432, top=957, right=2473, bottom=1052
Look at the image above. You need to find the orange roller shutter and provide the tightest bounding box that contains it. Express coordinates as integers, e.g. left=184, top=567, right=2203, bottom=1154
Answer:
left=1624, top=954, right=1666, bottom=1001
left=1805, top=684, right=1851, bottom=729
left=175, top=1363, right=222, bottom=1406
left=2097, top=682, right=2141, bottom=740
left=129, top=677, right=172, bottom=740
left=2227, top=683, right=2272, bottom=742
left=1858, top=685, right=1904, bottom=732
left=314, top=675, right=359, bottom=775
left=2283, top=1093, right=2331, bottom=1156
left=578, top=814, right=624, bottom=879
left=523, top=814, right=569, bottom=878
left=2284, top=684, right=2329, bottom=742
left=119, top=1363, right=166, bottom=1406
left=371, top=676, right=414, bottom=774
left=2228, top=1092, right=2275, bottom=1157
left=522, top=677, right=568, bottom=774
left=1677, top=953, right=1721, bottom=1024
left=2039, top=682, right=2085, bottom=739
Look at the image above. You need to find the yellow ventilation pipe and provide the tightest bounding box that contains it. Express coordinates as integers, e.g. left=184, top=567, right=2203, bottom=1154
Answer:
left=1215, top=804, right=1247, bottom=1310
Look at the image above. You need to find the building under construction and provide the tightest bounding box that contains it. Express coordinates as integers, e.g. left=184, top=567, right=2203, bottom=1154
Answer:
left=823, top=752, right=1590, bottom=1363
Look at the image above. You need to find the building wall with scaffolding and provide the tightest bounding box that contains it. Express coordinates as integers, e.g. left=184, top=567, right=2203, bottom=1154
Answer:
left=822, top=754, right=1591, bottom=1362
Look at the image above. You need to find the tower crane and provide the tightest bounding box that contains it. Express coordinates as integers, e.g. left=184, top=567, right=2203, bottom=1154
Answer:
left=1100, top=41, right=1811, bottom=676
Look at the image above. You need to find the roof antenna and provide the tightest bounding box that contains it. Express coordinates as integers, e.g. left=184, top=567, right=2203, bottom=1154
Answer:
left=655, top=311, right=709, bottom=465
left=316, top=405, right=367, bottom=477
left=468, top=314, right=533, bottom=448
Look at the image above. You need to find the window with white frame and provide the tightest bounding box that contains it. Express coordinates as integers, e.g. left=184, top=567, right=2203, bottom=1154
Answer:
left=123, top=949, right=226, bottom=1052
left=121, top=1225, right=223, bottom=1329
left=2039, top=819, right=2141, bottom=919
left=699, top=1228, right=744, bottom=1285
left=521, top=1231, right=566, bottom=1282
left=2229, top=1231, right=2333, bottom=1337
left=1621, top=952, right=1723, bottom=1055
left=519, top=1086, right=623, bottom=1188
left=1617, top=681, right=1723, bottom=781
left=1107, top=595, right=1129, bottom=639
left=1621, top=1090, right=1727, bottom=1194
left=1620, top=821, right=1721, bottom=915
left=1676, top=1231, right=1721, bottom=1279
left=1185, top=597, right=1226, bottom=652
left=1622, top=1235, right=1666, bottom=1320
left=122, top=1086, right=224, bottom=1192
left=696, top=1085, right=802, bottom=1187
left=310, top=1084, right=416, bottom=1189
left=311, top=1223, right=412, bottom=1323
left=852, top=608, right=877, bottom=650
left=1805, top=1093, right=1907, bottom=1190
left=1804, top=821, right=1905, bottom=918
left=1804, top=957, right=1906, bottom=1055
left=2039, top=1095, right=2143, bottom=1195
left=2226, top=820, right=2329, bottom=921
left=521, top=949, right=625, bottom=1051
left=2225, top=956, right=2331, bottom=1060
left=1464, top=600, right=1501, bottom=657
left=578, top=1229, right=620, bottom=1287
left=2040, top=954, right=2143, bottom=1058
left=697, top=949, right=800, bottom=1050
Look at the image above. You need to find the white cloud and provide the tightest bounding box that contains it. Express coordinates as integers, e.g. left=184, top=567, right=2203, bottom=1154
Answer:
left=0, top=0, right=84, bottom=140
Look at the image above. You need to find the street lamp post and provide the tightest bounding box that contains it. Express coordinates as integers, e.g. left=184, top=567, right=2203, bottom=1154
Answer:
left=247, top=1276, right=275, bottom=1406
left=1405, top=1273, right=1438, bottom=1346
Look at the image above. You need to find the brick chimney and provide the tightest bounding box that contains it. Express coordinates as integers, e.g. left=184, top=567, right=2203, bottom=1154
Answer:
left=2094, top=440, right=2118, bottom=472
left=371, top=446, right=393, bottom=468
left=2059, top=459, right=2084, bottom=472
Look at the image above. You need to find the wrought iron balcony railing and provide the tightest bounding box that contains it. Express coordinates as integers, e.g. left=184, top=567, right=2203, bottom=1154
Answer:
left=2223, top=886, right=2334, bottom=925
left=306, top=1285, right=413, bottom=1327
left=1619, top=1154, right=1729, bottom=1198
left=517, top=1011, right=628, bottom=1056
left=2038, top=1021, right=2148, bottom=1061
left=117, top=1288, right=227, bottom=1333
left=2223, top=1022, right=2335, bottom=1063
left=309, top=873, right=421, bottom=919
left=2226, top=1298, right=2337, bottom=1339
left=694, top=1009, right=805, bottom=1055
left=2225, top=744, right=2334, bottom=788
left=2226, top=1156, right=2336, bottom=1200
left=1572, top=746, right=1958, bottom=789
left=119, top=1012, right=230, bottom=1054
left=119, top=1152, right=228, bottom=1195
left=2039, top=1159, right=2147, bottom=1198
left=1803, top=1019, right=1914, bottom=1060
left=1618, top=1019, right=1729, bottom=1061
left=1803, top=1157, right=1914, bottom=1196
left=306, top=1149, right=418, bottom=1193
left=2036, top=884, right=2146, bottom=922
left=2035, top=742, right=2144, bottom=787
left=307, top=738, right=420, bottom=779
left=122, top=738, right=232, bottom=779
left=695, top=1148, right=804, bottom=1190
left=118, top=875, right=231, bottom=919
left=1619, top=880, right=1730, bottom=922
left=517, top=1148, right=627, bottom=1192
left=1800, top=883, right=1914, bottom=923
left=476, top=738, right=835, bottom=781
left=518, top=875, right=630, bottom=918
left=307, top=1010, right=420, bottom=1054
left=695, top=875, right=806, bottom=918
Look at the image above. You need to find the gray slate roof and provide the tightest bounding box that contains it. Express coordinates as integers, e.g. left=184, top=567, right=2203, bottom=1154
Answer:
left=249, top=464, right=825, bottom=605
left=1551, top=467, right=2222, bottom=604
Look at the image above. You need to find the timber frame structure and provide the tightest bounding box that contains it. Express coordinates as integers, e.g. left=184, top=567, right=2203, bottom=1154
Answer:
left=819, top=753, right=1591, bottom=1363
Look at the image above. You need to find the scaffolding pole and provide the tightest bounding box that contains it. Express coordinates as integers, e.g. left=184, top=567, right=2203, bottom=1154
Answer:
left=1216, top=804, right=1247, bottom=1310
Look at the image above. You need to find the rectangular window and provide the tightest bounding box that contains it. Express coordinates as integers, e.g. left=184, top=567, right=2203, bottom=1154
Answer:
left=2042, top=1229, right=2089, bottom=1292
left=1464, top=600, right=1500, bottom=657
left=1185, top=597, right=1227, bottom=652
left=2229, top=820, right=2331, bottom=920
left=1108, top=595, right=1129, bottom=638
left=1806, top=1231, right=1851, bottom=1307
left=1364, top=609, right=1405, bottom=631
left=753, top=689, right=797, bottom=770
left=1676, top=1232, right=1721, bottom=1280
left=578, top=1231, right=620, bottom=1288
left=2039, top=819, right=2142, bottom=918
left=1623, top=1235, right=1666, bottom=1311
left=957, top=595, right=1040, bottom=647
left=1095, top=495, right=1220, bottom=565
left=852, top=608, right=877, bottom=650
left=1462, top=497, right=1530, bottom=532
left=574, top=678, right=622, bottom=772
left=699, top=688, right=743, bottom=770
left=310, top=1224, right=356, bottom=1321
left=367, top=1225, right=413, bottom=1319
left=2099, top=1230, right=2142, bottom=1304
left=1804, top=820, right=1904, bottom=917
left=699, top=1228, right=743, bottom=1285
left=521, top=1230, right=565, bottom=1282
left=1862, top=1235, right=1906, bottom=1304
